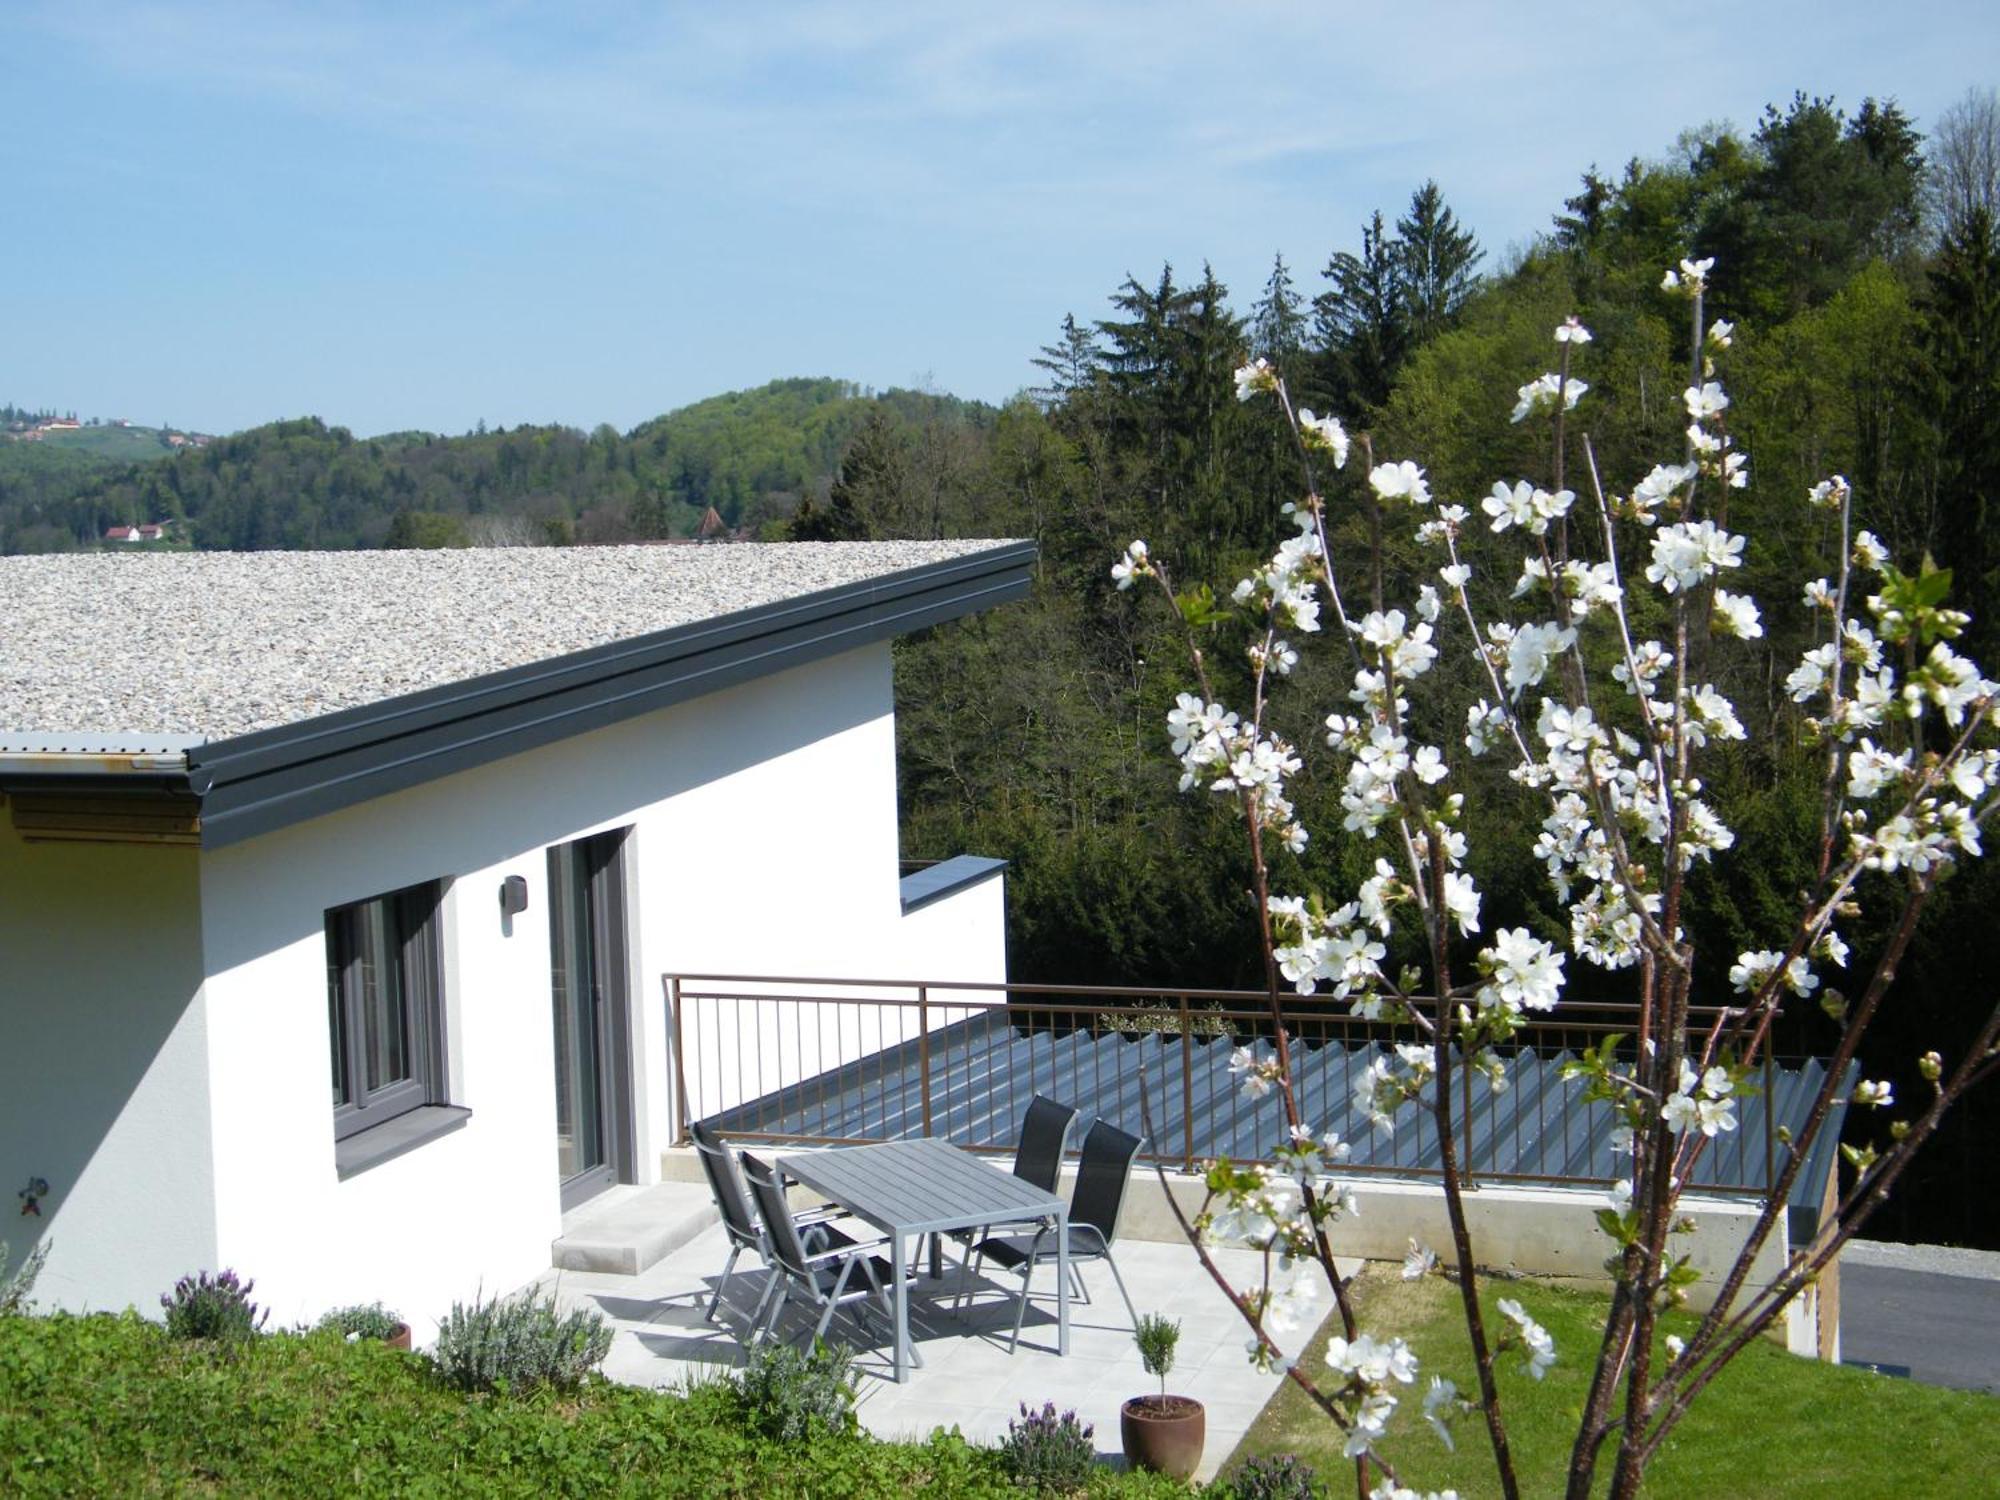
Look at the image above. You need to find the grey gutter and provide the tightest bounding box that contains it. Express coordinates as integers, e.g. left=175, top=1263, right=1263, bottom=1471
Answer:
left=2, top=542, right=1035, bottom=849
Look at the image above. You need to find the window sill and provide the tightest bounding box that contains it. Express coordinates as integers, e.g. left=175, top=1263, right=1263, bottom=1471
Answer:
left=336, top=1105, right=472, bottom=1179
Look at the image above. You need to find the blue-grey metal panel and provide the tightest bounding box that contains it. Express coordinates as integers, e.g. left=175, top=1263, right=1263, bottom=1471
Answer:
left=709, top=1011, right=1854, bottom=1238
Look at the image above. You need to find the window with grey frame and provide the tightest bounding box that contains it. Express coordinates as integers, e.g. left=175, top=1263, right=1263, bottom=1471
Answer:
left=327, top=880, right=447, bottom=1140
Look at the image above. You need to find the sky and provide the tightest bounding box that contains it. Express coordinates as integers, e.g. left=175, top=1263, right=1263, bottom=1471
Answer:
left=6, top=2, right=1995, bottom=438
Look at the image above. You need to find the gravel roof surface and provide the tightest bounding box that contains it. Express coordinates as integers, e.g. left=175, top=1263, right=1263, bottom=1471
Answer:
left=1, top=542, right=1012, bottom=743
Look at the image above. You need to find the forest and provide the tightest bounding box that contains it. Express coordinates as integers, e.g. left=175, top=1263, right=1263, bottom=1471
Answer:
left=7, top=90, right=1998, bottom=1243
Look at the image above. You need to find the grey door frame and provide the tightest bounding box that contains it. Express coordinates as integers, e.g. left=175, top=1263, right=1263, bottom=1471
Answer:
left=551, top=827, right=636, bottom=1212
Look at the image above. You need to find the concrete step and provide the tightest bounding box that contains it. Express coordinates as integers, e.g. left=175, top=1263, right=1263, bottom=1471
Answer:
left=552, top=1182, right=717, bottom=1276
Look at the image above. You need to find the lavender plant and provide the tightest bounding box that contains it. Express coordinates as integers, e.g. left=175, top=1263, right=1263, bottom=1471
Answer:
left=1114, top=255, right=1999, bottom=1500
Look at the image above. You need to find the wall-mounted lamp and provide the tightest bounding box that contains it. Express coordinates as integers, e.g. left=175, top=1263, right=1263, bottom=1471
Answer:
left=499, top=874, right=530, bottom=919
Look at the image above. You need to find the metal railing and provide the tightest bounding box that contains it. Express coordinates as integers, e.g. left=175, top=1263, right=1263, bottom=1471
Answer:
left=664, top=973, right=1785, bottom=1197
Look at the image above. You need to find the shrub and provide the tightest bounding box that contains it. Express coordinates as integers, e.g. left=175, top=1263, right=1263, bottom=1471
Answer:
left=316, top=1301, right=404, bottom=1341
left=1, top=1239, right=48, bottom=1316
left=1218, top=1452, right=1320, bottom=1499
left=429, top=1287, right=611, bottom=1393
left=1133, top=1313, right=1180, bottom=1396
left=730, top=1338, right=857, bottom=1441
left=161, top=1269, right=267, bottom=1344
left=997, top=1401, right=1096, bottom=1493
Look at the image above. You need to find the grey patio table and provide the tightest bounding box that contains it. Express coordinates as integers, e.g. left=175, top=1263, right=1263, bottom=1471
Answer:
left=777, top=1137, right=1067, bottom=1383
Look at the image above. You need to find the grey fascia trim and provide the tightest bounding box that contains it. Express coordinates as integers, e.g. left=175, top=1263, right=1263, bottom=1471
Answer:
left=170, top=541, right=1032, bottom=848
left=900, top=854, right=1008, bottom=915
left=0, top=748, right=208, bottom=796
left=335, top=1104, right=472, bottom=1179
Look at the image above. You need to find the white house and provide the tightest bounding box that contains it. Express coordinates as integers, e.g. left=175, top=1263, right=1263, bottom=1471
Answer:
left=0, top=540, right=1029, bottom=1329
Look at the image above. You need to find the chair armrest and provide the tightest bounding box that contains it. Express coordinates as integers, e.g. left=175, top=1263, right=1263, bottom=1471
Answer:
left=802, top=1234, right=891, bottom=1266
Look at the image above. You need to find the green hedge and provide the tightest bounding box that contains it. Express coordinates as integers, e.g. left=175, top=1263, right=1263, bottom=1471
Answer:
left=0, top=1311, right=1184, bottom=1498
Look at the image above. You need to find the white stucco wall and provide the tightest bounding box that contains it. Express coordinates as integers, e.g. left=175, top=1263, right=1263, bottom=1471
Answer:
left=0, top=817, right=217, bottom=1314
left=668, top=870, right=1009, bottom=1127
left=184, top=641, right=1004, bottom=1331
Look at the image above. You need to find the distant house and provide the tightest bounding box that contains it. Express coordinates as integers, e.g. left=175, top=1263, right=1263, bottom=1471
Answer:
left=136, top=524, right=167, bottom=542
left=0, top=542, right=1026, bottom=1327
left=104, top=526, right=138, bottom=542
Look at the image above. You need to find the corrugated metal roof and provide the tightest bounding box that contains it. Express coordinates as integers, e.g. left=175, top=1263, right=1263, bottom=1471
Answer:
left=709, top=1012, right=1853, bottom=1240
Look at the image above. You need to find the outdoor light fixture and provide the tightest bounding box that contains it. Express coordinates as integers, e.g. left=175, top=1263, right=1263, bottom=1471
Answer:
left=499, top=874, right=529, bottom=919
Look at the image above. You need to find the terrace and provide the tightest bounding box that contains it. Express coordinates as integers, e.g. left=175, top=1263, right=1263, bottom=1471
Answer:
left=536, top=972, right=1852, bottom=1479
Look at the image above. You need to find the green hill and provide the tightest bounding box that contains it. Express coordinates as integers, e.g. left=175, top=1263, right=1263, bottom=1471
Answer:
left=32, top=424, right=183, bottom=462
left=0, top=379, right=993, bottom=553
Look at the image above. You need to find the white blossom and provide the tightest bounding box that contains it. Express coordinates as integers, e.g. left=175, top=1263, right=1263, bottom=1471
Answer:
left=1234, top=357, right=1275, bottom=402
left=1298, top=408, right=1351, bottom=468
left=1482, top=479, right=1575, bottom=536
left=1506, top=621, right=1576, bottom=695
left=1684, top=382, right=1731, bottom=422
left=1627, top=462, right=1696, bottom=523
left=1370, top=459, right=1432, bottom=507
left=1512, top=371, right=1588, bottom=423
left=1555, top=316, right=1593, bottom=344
left=1496, top=1297, right=1557, bottom=1379
left=1111, top=539, right=1152, bottom=590
left=1646, top=519, right=1745, bottom=593
left=1476, top=927, right=1566, bottom=1017
left=1662, top=256, right=1714, bottom=293
left=1713, top=589, right=1763, bottom=639
left=1807, top=475, right=1851, bottom=511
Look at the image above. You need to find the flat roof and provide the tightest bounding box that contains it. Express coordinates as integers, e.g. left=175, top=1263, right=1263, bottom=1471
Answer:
left=0, top=541, right=1033, bottom=846
left=2, top=542, right=1013, bottom=740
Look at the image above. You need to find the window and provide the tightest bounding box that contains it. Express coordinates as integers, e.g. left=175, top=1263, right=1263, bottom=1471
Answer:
left=326, top=881, right=449, bottom=1148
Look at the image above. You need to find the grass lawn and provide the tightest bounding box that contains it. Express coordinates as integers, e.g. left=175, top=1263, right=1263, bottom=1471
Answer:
left=0, top=1311, right=1186, bottom=1498
left=1226, top=1269, right=2000, bottom=1498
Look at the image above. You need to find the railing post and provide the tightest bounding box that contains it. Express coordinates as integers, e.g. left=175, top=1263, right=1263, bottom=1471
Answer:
left=666, top=974, right=692, bottom=1146
left=918, top=985, right=934, bottom=1138
left=1460, top=1031, right=1474, bottom=1189
left=1180, top=992, right=1196, bottom=1173
left=1763, top=1046, right=1777, bottom=1200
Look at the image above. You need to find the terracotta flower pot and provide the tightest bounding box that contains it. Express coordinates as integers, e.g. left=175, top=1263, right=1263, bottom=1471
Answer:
left=1120, top=1393, right=1205, bottom=1479
left=386, top=1322, right=412, bottom=1352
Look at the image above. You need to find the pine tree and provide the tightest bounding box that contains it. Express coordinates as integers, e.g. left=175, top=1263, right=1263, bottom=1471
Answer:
left=1314, top=210, right=1406, bottom=413
left=790, top=409, right=903, bottom=540
left=1396, top=181, right=1483, bottom=346
left=1249, top=253, right=1306, bottom=380
left=1030, top=314, right=1101, bottom=406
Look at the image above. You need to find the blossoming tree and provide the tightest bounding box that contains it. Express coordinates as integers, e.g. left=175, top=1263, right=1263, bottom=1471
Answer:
left=1112, top=257, right=2000, bottom=1500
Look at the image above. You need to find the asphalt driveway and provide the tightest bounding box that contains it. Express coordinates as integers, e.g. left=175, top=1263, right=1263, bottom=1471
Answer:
left=1840, top=1240, right=2000, bottom=1393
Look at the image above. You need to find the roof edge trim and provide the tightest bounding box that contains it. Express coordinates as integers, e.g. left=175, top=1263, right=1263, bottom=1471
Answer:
left=179, top=541, right=1033, bottom=847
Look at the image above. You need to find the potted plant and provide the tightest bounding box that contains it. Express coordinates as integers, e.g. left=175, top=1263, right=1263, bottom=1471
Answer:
left=1120, top=1312, right=1204, bottom=1478
left=317, top=1301, right=412, bottom=1351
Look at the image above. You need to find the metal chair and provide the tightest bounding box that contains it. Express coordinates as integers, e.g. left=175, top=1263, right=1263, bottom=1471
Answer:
left=948, top=1095, right=1080, bottom=1297
left=688, top=1121, right=848, bottom=1332
left=741, top=1153, right=908, bottom=1360
left=962, top=1118, right=1144, bottom=1352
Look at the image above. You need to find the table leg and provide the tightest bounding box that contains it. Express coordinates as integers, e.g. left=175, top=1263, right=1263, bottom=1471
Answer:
left=893, top=1230, right=910, bottom=1383
left=1055, top=1206, right=1069, bottom=1357
left=929, top=1232, right=943, bottom=1279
